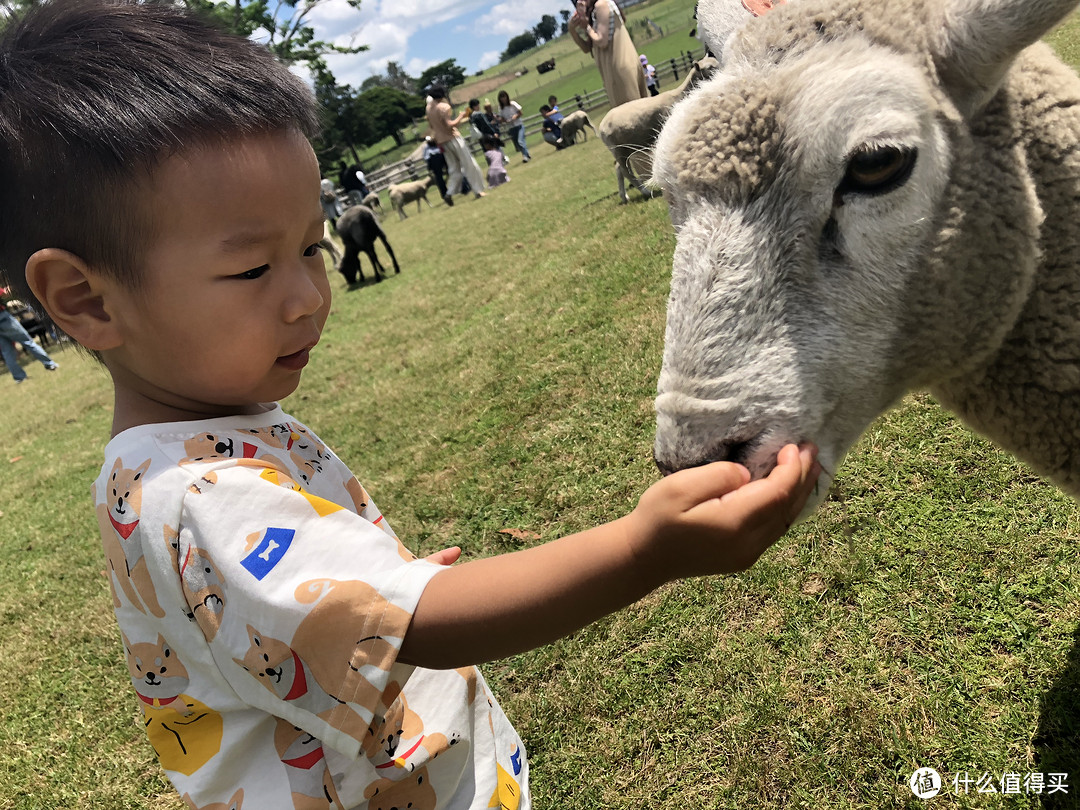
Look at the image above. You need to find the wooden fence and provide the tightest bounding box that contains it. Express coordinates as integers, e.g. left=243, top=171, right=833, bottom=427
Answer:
left=358, top=47, right=707, bottom=195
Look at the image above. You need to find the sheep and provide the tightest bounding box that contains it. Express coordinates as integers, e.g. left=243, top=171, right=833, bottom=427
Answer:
left=335, top=204, right=400, bottom=286
left=598, top=57, right=719, bottom=204
left=361, top=190, right=382, bottom=211
left=650, top=0, right=1080, bottom=518
left=388, top=176, right=434, bottom=220
left=557, top=110, right=598, bottom=145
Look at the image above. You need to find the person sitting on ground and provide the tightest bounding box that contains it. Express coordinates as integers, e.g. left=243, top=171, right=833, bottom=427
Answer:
left=480, top=135, right=509, bottom=187
left=543, top=95, right=565, bottom=127
left=0, top=2, right=820, bottom=807
left=539, top=105, right=568, bottom=149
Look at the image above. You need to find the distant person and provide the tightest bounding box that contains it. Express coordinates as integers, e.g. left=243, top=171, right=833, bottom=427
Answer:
left=544, top=95, right=565, bottom=126
left=425, top=85, right=486, bottom=203
left=481, top=135, right=509, bottom=187
left=339, top=162, right=369, bottom=205
left=0, top=305, right=58, bottom=384
left=569, top=0, right=648, bottom=107
left=641, top=53, right=660, bottom=95
left=422, top=136, right=451, bottom=202
left=539, top=105, right=568, bottom=149
left=468, top=98, right=500, bottom=145
left=496, top=90, right=530, bottom=163
left=319, top=177, right=341, bottom=230
left=482, top=100, right=502, bottom=134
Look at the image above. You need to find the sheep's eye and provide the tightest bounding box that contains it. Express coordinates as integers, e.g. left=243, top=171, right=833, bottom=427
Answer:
left=839, top=145, right=917, bottom=196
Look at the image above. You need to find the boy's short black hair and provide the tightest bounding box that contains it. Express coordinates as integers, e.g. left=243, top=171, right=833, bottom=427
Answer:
left=539, top=105, right=552, bottom=113
left=468, top=98, right=480, bottom=108
left=428, top=85, right=447, bottom=100
left=0, top=0, right=319, bottom=307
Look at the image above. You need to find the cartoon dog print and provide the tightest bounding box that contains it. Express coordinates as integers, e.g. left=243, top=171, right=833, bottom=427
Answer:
left=362, top=681, right=460, bottom=771
left=122, top=633, right=223, bottom=775
left=274, top=718, right=346, bottom=810
left=181, top=789, right=243, bottom=810
left=233, top=624, right=369, bottom=743
left=234, top=579, right=413, bottom=744
left=363, top=765, right=437, bottom=810
left=96, top=457, right=165, bottom=617
left=178, top=543, right=227, bottom=641
left=285, top=424, right=330, bottom=487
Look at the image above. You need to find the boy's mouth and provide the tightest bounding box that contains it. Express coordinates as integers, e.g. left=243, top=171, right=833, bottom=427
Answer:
left=277, top=347, right=311, bottom=371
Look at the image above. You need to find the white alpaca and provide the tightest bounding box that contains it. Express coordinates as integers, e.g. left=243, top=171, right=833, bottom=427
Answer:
left=651, top=0, right=1080, bottom=516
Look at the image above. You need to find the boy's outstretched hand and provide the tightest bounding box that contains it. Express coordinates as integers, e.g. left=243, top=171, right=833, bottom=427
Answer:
left=402, top=443, right=820, bottom=670
left=627, top=444, right=820, bottom=584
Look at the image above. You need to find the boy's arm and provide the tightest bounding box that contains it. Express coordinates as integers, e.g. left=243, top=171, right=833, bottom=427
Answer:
left=399, top=444, right=819, bottom=670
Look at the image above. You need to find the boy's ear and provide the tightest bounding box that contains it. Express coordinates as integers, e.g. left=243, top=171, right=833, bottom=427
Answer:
left=24, top=248, right=123, bottom=351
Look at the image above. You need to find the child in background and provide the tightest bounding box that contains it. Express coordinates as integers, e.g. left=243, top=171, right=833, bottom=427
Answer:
left=0, top=2, right=820, bottom=808
left=539, top=105, right=568, bottom=149
left=481, top=136, right=509, bottom=187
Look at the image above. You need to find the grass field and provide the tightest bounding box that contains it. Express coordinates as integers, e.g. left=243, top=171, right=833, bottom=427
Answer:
left=4, top=20, right=1080, bottom=810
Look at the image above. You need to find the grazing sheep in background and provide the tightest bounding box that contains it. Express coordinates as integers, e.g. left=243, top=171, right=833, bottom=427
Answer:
left=335, top=204, right=400, bottom=286
left=388, top=176, right=434, bottom=220
left=598, top=57, right=719, bottom=204
left=361, top=190, right=382, bottom=211
left=558, top=110, right=598, bottom=144
left=651, top=0, right=1080, bottom=515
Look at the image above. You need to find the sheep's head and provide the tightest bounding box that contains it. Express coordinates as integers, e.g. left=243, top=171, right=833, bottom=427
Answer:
left=651, top=0, right=1068, bottom=516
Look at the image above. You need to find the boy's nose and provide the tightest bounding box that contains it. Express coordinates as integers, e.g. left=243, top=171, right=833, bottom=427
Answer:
left=284, top=268, right=326, bottom=321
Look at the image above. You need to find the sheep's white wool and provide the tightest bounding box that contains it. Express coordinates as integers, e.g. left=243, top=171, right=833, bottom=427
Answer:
left=653, top=0, right=1080, bottom=516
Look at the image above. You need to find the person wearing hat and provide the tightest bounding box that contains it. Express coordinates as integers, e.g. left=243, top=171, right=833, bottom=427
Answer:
left=640, top=53, right=659, bottom=96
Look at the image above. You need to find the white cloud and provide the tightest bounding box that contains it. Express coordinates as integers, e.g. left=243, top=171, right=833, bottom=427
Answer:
left=301, top=0, right=574, bottom=86
left=473, top=0, right=570, bottom=38
left=477, top=49, right=502, bottom=69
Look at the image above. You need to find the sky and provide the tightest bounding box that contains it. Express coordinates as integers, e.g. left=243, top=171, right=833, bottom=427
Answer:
left=300, top=0, right=578, bottom=88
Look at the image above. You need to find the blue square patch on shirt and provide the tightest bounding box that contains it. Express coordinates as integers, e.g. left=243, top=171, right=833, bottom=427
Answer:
left=241, top=527, right=294, bottom=580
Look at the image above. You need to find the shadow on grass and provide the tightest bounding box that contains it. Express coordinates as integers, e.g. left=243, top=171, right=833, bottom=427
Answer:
left=1035, top=626, right=1080, bottom=805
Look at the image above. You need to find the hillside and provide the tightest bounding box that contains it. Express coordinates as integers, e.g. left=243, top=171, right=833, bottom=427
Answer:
left=356, top=0, right=699, bottom=167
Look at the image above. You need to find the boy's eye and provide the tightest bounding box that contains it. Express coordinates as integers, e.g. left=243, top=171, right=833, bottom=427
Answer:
left=303, top=243, right=324, bottom=258
left=236, top=265, right=269, bottom=280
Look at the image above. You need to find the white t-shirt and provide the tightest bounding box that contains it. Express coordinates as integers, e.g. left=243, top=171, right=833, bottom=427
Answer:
left=499, top=101, right=523, bottom=127
left=93, top=405, right=528, bottom=809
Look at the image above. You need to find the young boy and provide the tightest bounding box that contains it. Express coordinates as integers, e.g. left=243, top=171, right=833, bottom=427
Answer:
left=0, top=2, right=820, bottom=808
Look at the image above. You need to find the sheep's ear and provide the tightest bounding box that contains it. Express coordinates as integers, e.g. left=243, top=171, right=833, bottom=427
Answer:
left=933, top=0, right=1080, bottom=117
left=696, top=0, right=760, bottom=61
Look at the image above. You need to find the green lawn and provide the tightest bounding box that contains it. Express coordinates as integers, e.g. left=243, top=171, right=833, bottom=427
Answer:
left=4, top=24, right=1080, bottom=810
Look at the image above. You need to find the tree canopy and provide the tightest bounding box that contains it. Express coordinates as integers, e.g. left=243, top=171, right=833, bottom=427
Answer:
left=416, top=58, right=468, bottom=93
left=500, top=31, right=538, bottom=62
left=533, top=14, right=558, bottom=43
left=359, top=61, right=417, bottom=94
left=181, top=0, right=367, bottom=75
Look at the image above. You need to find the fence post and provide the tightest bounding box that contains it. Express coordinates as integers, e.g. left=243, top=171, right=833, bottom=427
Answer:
left=669, top=57, right=679, bottom=82
left=575, top=93, right=584, bottom=110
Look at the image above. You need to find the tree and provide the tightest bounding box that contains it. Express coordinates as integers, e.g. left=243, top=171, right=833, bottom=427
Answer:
left=359, top=61, right=417, bottom=94
left=355, top=86, right=426, bottom=146
left=416, top=58, right=468, bottom=93
left=312, top=68, right=373, bottom=171
left=559, top=8, right=572, bottom=36
left=500, top=31, right=538, bottom=62
left=180, top=0, right=367, bottom=77
left=533, top=14, right=558, bottom=43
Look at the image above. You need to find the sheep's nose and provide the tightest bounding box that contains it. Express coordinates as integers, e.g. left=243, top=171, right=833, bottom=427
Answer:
left=654, top=440, right=755, bottom=476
